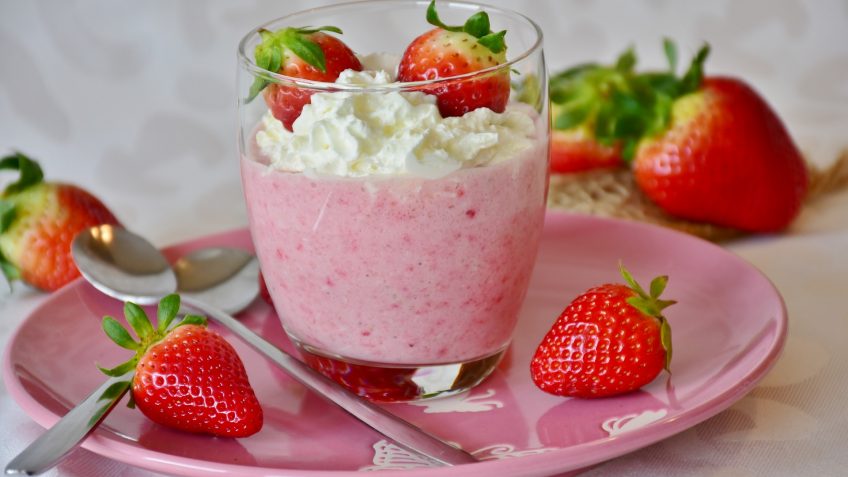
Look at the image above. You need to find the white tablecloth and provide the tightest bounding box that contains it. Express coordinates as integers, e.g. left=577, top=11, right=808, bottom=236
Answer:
left=2, top=1, right=847, bottom=476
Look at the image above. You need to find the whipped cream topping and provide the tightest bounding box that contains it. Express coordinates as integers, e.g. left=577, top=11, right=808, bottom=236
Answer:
left=255, top=69, right=536, bottom=179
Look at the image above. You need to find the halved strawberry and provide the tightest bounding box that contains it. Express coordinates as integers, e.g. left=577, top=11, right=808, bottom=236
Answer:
left=397, top=0, right=509, bottom=117
left=248, top=26, right=362, bottom=130
left=0, top=152, right=119, bottom=291
left=99, top=294, right=263, bottom=437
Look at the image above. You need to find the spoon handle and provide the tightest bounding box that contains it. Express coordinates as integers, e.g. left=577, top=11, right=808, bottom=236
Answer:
left=180, top=295, right=477, bottom=466
left=5, top=372, right=134, bottom=476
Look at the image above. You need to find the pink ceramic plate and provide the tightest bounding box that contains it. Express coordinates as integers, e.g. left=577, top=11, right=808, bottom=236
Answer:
left=3, top=212, right=787, bottom=477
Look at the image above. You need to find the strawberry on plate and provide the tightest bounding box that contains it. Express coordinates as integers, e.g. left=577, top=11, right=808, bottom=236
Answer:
left=397, top=0, right=510, bottom=117
left=100, top=294, right=263, bottom=437
left=530, top=264, right=674, bottom=398
left=0, top=152, right=119, bottom=291
left=248, top=25, right=362, bottom=130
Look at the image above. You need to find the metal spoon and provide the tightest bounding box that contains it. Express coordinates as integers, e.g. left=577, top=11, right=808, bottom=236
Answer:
left=64, top=226, right=473, bottom=466
left=5, top=240, right=261, bottom=476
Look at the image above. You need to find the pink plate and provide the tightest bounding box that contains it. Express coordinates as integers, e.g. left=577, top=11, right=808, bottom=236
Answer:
left=3, top=212, right=787, bottom=477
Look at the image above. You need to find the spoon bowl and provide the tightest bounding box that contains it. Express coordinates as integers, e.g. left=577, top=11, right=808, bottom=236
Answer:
left=72, top=225, right=259, bottom=314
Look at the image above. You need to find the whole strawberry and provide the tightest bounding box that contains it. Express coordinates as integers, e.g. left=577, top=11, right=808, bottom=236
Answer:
left=248, top=26, right=362, bottom=130
left=0, top=152, right=119, bottom=291
left=100, top=294, right=263, bottom=437
left=531, top=265, right=674, bottom=398
left=550, top=129, right=623, bottom=173
left=633, top=75, right=808, bottom=231
left=547, top=54, right=636, bottom=173
left=397, top=0, right=510, bottom=117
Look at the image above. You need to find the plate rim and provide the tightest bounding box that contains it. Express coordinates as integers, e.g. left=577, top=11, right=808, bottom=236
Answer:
left=2, top=211, right=788, bottom=477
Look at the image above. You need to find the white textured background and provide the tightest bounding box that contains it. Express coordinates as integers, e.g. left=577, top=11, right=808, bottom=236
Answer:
left=2, top=1, right=848, bottom=476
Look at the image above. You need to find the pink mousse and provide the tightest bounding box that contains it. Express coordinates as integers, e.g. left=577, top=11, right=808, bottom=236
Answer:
left=241, top=134, right=548, bottom=365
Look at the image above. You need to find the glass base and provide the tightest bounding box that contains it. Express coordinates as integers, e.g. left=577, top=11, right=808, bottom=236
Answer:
left=294, top=341, right=507, bottom=403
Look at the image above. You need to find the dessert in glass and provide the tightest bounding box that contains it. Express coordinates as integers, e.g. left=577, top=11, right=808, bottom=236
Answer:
left=237, top=0, right=548, bottom=401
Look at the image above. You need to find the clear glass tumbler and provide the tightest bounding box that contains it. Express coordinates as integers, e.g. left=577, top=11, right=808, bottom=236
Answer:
left=237, top=0, right=548, bottom=402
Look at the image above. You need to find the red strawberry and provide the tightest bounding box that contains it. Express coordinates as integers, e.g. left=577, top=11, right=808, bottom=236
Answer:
left=248, top=26, right=362, bottom=130
left=546, top=57, right=639, bottom=173
left=100, top=294, right=263, bottom=437
left=530, top=265, right=674, bottom=398
left=0, top=152, right=119, bottom=291
left=550, top=39, right=807, bottom=231
left=633, top=76, right=808, bottom=232
left=550, top=130, right=623, bottom=173
left=301, top=352, right=421, bottom=403
left=397, top=0, right=510, bottom=117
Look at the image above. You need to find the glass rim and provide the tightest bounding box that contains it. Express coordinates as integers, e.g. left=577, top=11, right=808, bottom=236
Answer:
left=236, top=0, right=544, bottom=92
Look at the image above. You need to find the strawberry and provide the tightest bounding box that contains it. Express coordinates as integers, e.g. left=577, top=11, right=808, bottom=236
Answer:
left=547, top=57, right=637, bottom=173
left=0, top=152, right=119, bottom=291
left=530, top=265, right=674, bottom=398
left=248, top=26, right=362, bottom=130
left=301, top=352, right=421, bottom=403
left=397, top=0, right=510, bottom=118
left=550, top=39, right=807, bottom=231
left=99, top=294, right=263, bottom=437
left=633, top=75, right=808, bottom=231
left=550, top=129, right=623, bottom=173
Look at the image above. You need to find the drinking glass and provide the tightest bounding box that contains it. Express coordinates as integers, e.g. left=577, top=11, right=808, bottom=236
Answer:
left=237, top=0, right=549, bottom=402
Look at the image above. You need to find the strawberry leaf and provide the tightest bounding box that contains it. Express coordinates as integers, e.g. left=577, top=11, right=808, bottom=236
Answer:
left=551, top=63, right=600, bottom=83
left=619, top=263, right=646, bottom=296
left=0, top=256, right=19, bottom=282
left=649, top=275, right=668, bottom=298
left=615, top=48, right=637, bottom=74
left=426, top=0, right=462, bottom=33
left=297, top=25, right=342, bottom=35
left=0, top=200, right=16, bottom=234
left=660, top=318, right=673, bottom=371
left=282, top=28, right=326, bottom=73
left=463, top=12, right=490, bottom=38
left=477, top=30, right=507, bottom=54
left=621, top=139, right=638, bottom=162
left=102, top=316, right=139, bottom=350
left=124, top=302, right=154, bottom=340
left=247, top=76, right=270, bottom=103
left=680, top=44, right=710, bottom=95
left=157, top=293, right=181, bottom=333
left=88, top=379, right=131, bottom=427
left=0, top=152, right=44, bottom=196
left=99, top=379, right=132, bottom=402
left=426, top=0, right=506, bottom=53
left=554, top=101, right=592, bottom=130
left=176, top=314, right=207, bottom=327
left=663, top=38, right=678, bottom=72
left=99, top=360, right=137, bottom=377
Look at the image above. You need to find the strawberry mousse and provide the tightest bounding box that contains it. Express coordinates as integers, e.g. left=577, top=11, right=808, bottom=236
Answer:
left=241, top=69, right=547, bottom=365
